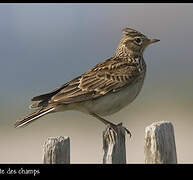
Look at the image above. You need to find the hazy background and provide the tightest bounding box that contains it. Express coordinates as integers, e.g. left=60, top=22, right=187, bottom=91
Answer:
left=0, top=3, right=193, bottom=163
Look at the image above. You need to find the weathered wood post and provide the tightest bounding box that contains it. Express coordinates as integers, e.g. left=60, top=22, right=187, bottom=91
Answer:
left=144, top=121, right=177, bottom=164
left=43, top=136, right=70, bottom=164
left=103, top=123, right=129, bottom=164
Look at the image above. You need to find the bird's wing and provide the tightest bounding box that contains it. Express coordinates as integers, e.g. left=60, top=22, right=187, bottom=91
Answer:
left=31, top=77, right=80, bottom=102
left=49, top=57, right=141, bottom=104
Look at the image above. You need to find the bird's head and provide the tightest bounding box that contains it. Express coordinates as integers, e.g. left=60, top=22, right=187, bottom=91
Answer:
left=115, top=27, right=160, bottom=57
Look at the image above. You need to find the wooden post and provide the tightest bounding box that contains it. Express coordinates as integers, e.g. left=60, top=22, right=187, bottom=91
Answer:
left=103, top=123, right=127, bottom=164
left=43, top=136, right=70, bottom=164
left=144, top=121, right=177, bottom=164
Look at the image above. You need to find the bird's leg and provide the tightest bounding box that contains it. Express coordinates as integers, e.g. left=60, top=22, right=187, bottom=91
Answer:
left=90, top=113, right=132, bottom=138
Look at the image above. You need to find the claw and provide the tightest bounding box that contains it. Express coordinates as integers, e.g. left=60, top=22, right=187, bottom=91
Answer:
left=124, top=127, right=132, bottom=138
left=90, top=113, right=132, bottom=138
left=106, top=122, right=132, bottom=139
left=103, top=125, right=117, bottom=144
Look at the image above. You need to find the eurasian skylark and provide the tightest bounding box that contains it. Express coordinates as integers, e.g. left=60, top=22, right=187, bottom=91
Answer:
left=15, top=28, right=159, bottom=135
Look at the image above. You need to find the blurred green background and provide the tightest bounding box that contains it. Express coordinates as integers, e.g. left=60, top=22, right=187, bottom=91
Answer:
left=0, top=3, right=193, bottom=163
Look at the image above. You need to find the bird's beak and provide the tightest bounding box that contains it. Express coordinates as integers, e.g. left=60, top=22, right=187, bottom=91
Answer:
left=148, top=39, right=160, bottom=44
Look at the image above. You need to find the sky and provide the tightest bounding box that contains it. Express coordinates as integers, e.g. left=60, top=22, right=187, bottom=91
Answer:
left=0, top=3, right=193, bottom=163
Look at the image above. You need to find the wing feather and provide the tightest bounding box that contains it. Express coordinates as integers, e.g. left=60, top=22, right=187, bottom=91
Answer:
left=50, top=57, right=142, bottom=104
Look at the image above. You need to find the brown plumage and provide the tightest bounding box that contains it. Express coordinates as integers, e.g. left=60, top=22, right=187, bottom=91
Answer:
left=15, top=28, right=159, bottom=128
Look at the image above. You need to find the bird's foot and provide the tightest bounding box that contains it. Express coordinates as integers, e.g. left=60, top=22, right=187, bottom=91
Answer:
left=90, top=113, right=132, bottom=138
left=104, top=122, right=132, bottom=140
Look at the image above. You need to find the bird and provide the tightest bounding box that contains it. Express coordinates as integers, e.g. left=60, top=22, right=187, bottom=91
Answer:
left=14, top=27, right=159, bottom=136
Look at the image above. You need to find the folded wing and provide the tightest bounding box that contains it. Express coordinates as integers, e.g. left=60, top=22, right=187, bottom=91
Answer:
left=49, top=57, right=140, bottom=104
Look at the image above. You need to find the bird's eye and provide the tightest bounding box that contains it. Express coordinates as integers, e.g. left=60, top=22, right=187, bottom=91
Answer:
left=134, top=37, right=142, bottom=44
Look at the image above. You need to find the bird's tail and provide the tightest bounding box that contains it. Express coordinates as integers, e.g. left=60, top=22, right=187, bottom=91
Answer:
left=14, top=106, right=55, bottom=128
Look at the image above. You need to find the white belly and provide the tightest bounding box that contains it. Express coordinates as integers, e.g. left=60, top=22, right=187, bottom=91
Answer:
left=79, top=78, right=144, bottom=116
